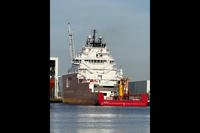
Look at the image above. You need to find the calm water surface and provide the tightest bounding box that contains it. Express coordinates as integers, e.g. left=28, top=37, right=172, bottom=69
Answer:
left=50, top=103, right=150, bottom=133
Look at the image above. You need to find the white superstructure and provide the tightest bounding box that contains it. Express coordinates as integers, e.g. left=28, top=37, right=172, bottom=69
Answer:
left=67, top=29, right=123, bottom=98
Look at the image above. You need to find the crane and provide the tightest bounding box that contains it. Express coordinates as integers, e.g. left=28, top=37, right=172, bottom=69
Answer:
left=67, top=22, right=75, bottom=63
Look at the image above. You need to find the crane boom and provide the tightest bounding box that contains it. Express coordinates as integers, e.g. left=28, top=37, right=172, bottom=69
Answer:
left=67, top=22, right=75, bottom=63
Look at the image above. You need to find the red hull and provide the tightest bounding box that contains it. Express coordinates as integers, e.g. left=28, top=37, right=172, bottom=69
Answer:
left=97, top=93, right=148, bottom=106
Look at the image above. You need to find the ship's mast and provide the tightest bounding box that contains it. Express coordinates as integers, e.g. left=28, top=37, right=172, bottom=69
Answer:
left=67, top=22, right=75, bottom=63
left=92, top=29, right=96, bottom=43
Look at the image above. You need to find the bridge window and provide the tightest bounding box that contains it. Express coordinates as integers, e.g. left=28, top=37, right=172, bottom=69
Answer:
left=110, top=60, right=114, bottom=64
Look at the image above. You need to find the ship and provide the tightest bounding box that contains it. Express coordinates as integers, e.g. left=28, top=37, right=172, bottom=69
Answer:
left=61, top=23, right=148, bottom=106
left=97, top=78, right=148, bottom=106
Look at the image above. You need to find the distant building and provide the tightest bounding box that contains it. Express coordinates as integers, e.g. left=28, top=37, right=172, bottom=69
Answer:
left=50, top=57, right=61, bottom=98
left=128, top=80, right=150, bottom=96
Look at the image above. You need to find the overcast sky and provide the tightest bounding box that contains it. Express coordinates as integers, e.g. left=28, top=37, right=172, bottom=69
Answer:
left=50, top=0, right=150, bottom=81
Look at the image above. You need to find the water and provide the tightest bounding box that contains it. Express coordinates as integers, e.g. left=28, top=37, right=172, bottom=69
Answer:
left=50, top=103, right=150, bottom=133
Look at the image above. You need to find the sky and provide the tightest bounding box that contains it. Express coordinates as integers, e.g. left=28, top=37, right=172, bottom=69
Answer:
left=50, top=0, right=150, bottom=81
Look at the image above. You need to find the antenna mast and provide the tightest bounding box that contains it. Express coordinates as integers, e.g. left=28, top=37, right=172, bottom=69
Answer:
left=67, top=22, right=75, bottom=63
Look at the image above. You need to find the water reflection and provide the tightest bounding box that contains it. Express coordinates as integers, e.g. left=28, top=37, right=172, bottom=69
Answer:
left=50, top=104, right=150, bottom=133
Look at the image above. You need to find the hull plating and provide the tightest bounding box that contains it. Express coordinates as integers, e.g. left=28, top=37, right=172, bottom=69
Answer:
left=97, top=93, right=148, bottom=106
